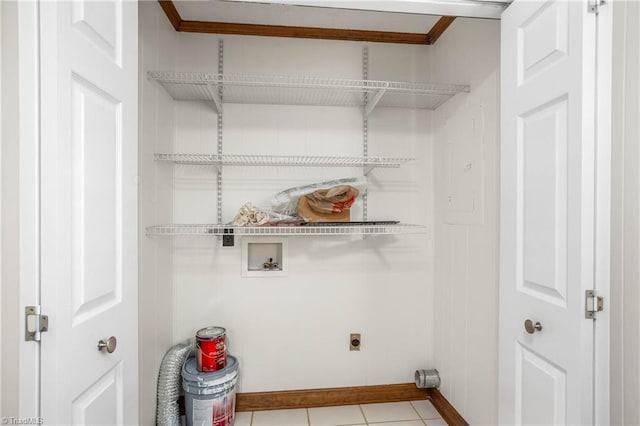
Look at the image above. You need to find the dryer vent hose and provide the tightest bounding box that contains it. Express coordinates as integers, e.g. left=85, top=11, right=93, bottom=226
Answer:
left=156, top=339, right=195, bottom=426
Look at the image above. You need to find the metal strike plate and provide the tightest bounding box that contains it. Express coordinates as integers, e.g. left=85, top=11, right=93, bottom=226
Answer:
left=25, top=306, right=48, bottom=342
left=588, top=0, right=604, bottom=13
left=585, top=290, right=604, bottom=319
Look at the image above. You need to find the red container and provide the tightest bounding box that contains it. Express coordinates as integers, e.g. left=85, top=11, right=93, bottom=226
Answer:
left=196, top=326, right=227, bottom=372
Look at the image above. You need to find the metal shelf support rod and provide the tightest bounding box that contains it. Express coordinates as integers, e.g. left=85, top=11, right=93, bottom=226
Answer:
left=205, top=82, right=223, bottom=114
left=362, top=46, right=369, bottom=222
left=217, top=39, right=224, bottom=226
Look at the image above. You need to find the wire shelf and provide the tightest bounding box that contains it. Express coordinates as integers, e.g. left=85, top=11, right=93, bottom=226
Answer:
left=146, top=223, right=427, bottom=237
left=147, top=71, right=469, bottom=112
left=154, top=153, right=414, bottom=172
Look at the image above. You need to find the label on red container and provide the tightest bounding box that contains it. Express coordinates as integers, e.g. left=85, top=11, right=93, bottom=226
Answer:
left=191, top=395, right=235, bottom=426
left=212, top=394, right=235, bottom=426
left=196, top=336, right=227, bottom=372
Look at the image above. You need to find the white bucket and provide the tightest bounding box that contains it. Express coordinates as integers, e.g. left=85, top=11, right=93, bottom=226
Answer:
left=182, top=355, right=238, bottom=426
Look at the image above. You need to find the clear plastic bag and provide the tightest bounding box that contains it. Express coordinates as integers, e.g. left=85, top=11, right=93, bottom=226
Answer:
left=271, top=177, right=368, bottom=216
left=230, top=202, right=301, bottom=226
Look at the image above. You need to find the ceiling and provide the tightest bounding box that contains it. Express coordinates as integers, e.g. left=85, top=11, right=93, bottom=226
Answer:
left=174, top=1, right=443, bottom=34
left=163, top=0, right=510, bottom=45
left=215, top=0, right=512, bottom=19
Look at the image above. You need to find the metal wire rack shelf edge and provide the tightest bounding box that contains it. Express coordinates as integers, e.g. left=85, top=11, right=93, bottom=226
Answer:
left=146, top=223, right=428, bottom=236
left=148, top=71, right=469, bottom=112
left=148, top=71, right=470, bottom=95
left=153, top=153, right=416, bottom=168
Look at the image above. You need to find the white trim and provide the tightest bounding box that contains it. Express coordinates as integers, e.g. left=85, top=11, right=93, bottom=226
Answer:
left=0, top=1, right=4, bottom=414
left=595, top=2, right=613, bottom=424
left=610, top=2, right=640, bottom=424
left=1, top=2, right=19, bottom=417
left=17, top=0, right=40, bottom=418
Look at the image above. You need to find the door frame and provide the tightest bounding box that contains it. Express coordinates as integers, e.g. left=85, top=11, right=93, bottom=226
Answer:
left=594, top=2, right=613, bottom=425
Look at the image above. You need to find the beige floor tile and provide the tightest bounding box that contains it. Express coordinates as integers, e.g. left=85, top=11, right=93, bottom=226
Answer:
left=360, top=401, right=420, bottom=423
left=233, top=411, right=252, bottom=426
left=308, top=404, right=366, bottom=426
left=252, top=408, right=309, bottom=426
left=424, top=419, right=448, bottom=426
left=410, top=400, right=442, bottom=420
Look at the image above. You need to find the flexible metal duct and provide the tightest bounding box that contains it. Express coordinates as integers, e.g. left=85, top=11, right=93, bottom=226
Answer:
left=156, top=339, right=195, bottom=426
left=415, top=369, right=441, bottom=389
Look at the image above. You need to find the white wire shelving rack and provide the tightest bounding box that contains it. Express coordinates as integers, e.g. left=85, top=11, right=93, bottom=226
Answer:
left=147, top=71, right=470, bottom=115
left=146, top=223, right=427, bottom=237
left=147, top=49, right=463, bottom=241
left=154, top=153, right=415, bottom=175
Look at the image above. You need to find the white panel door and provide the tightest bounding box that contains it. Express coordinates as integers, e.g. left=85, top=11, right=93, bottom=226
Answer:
left=39, top=1, right=138, bottom=424
left=500, top=1, right=597, bottom=424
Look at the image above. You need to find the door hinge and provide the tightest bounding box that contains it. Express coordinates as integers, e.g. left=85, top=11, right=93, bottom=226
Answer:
left=25, top=305, right=48, bottom=342
left=588, top=0, right=604, bottom=14
left=585, top=290, right=604, bottom=319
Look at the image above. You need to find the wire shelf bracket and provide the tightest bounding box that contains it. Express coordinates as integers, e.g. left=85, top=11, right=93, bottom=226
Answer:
left=204, top=82, right=223, bottom=114
left=365, top=86, right=388, bottom=117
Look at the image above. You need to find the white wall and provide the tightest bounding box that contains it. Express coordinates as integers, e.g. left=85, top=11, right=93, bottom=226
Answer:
left=431, top=18, right=500, bottom=425
left=611, top=2, right=640, bottom=425
left=139, top=3, right=437, bottom=409
left=169, top=34, right=435, bottom=393
left=138, top=2, right=178, bottom=424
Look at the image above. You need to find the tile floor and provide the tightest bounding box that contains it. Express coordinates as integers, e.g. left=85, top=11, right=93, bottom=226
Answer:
left=233, top=400, right=448, bottom=426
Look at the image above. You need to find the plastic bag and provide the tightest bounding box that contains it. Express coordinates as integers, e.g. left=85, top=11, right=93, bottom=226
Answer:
left=230, top=202, right=300, bottom=226
left=231, top=203, right=268, bottom=226
left=271, top=177, right=367, bottom=216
